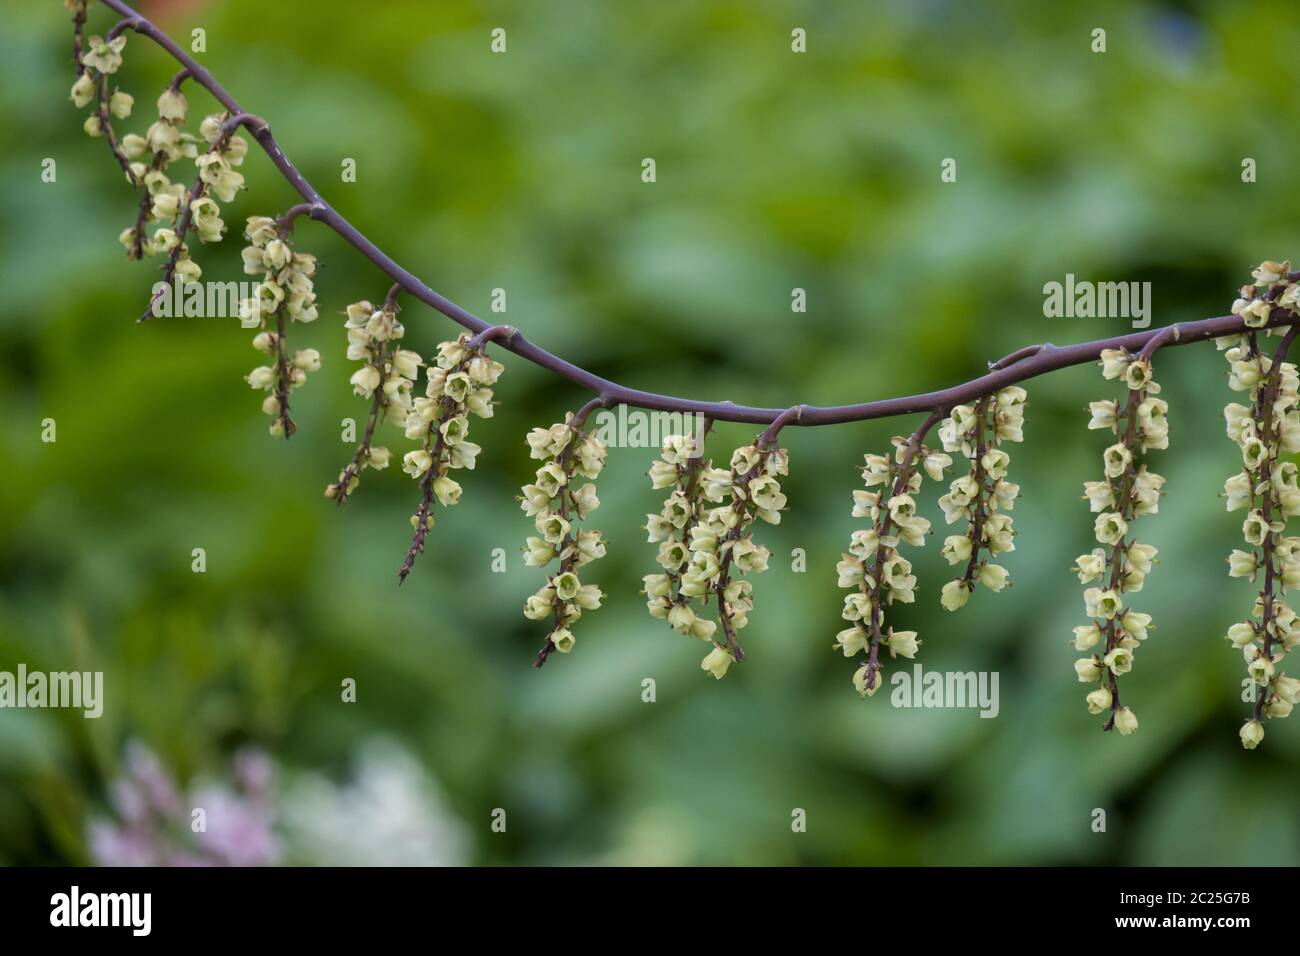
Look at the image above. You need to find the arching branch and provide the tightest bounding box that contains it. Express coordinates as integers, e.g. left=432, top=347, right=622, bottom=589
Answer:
left=95, top=0, right=1300, bottom=428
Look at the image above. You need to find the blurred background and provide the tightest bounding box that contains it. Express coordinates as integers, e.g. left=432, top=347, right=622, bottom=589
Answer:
left=2, top=0, right=1299, bottom=865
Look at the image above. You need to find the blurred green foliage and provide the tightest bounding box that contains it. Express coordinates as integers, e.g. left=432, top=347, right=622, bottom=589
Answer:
left=2, top=0, right=1300, bottom=865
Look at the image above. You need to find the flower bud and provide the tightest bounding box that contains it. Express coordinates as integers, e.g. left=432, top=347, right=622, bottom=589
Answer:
left=1087, top=400, right=1117, bottom=431
left=1226, top=622, right=1257, bottom=649
left=1086, top=686, right=1112, bottom=715
left=1074, top=657, right=1102, bottom=682
left=157, top=87, right=188, bottom=121
left=1240, top=719, right=1265, bottom=750
left=667, top=603, right=697, bottom=635
left=648, top=459, right=678, bottom=490
left=643, top=574, right=671, bottom=599
left=1266, top=695, right=1294, bottom=719
left=1103, top=646, right=1134, bottom=676
left=853, top=664, right=881, bottom=698
left=1113, top=706, right=1139, bottom=736
left=262, top=238, right=292, bottom=271
left=392, top=349, right=423, bottom=381
left=151, top=191, right=181, bottom=220
left=245, top=366, right=275, bottom=390
left=551, top=628, right=576, bottom=653
left=524, top=589, right=554, bottom=620
left=977, top=563, right=1010, bottom=592
left=70, top=72, right=95, bottom=108
left=350, top=366, right=381, bottom=398
left=574, top=584, right=603, bottom=610
left=940, top=579, right=970, bottom=611
left=402, top=449, right=432, bottom=479
left=701, top=646, right=733, bottom=679
left=834, top=627, right=867, bottom=657
left=1274, top=674, right=1300, bottom=704
left=433, top=475, right=462, bottom=507
left=1072, top=624, right=1101, bottom=651
left=885, top=629, right=919, bottom=659
left=109, top=90, right=133, bottom=119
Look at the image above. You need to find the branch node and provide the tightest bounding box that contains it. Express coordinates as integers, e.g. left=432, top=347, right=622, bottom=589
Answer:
left=758, top=404, right=804, bottom=449
left=383, top=283, right=403, bottom=313
left=466, top=324, right=517, bottom=351
left=107, top=17, right=142, bottom=40
left=276, top=202, right=323, bottom=234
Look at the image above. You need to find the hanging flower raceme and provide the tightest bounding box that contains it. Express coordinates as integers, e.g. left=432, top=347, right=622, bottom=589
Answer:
left=162, top=110, right=248, bottom=254
left=240, top=215, right=320, bottom=437
left=71, top=19, right=227, bottom=266
left=73, top=30, right=129, bottom=145
left=520, top=412, right=608, bottom=666
left=1221, top=261, right=1300, bottom=750
left=142, top=118, right=249, bottom=312
left=836, top=430, right=948, bottom=698
left=326, top=297, right=425, bottom=503
left=644, top=432, right=786, bottom=679
left=66, top=7, right=247, bottom=274
left=1071, top=348, right=1167, bottom=735
left=643, top=431, right=713, bottom=634
left=398, top=334, right=503, bottom=581
left=115, top=79, right=203, bottom=261
left=936, top=387, right=1026, bottom=611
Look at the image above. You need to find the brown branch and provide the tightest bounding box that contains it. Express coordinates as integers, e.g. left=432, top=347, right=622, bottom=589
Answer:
left=71, top=5, right=87, bottom=80
left=271, top=308, right=296, bottom=439
left=128, top=150, right=168, bottom=260
left=959, top=397, right=995, bottom=590
left=94, top=72, right=137, bottom=187
left=398, top=412, right=448, bottom=584
left=89, top=0, right=1300, bottom=429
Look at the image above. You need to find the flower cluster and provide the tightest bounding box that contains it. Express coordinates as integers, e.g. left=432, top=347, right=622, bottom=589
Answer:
left=116, top=81, right=207, bottom=262
left=836, top=432, right=948, bottom=697
left=643, top=434, right=785, bottom=678
left=643, top=432, right=710, bottom=627
left=1221, top=261, right=1300, bottom=750
left=142, top=109, right=251, bottom=291
left=146, top=107, right=245, bottom=269
left=140, top=108, right=249, bottom=303
left=69, top=24, right=154, bottom=260
left=936, top=388, right=1026, bottom=610
left=326, top=298, right=426, bottom=503
left=399, top=334, right=502, bottom=581
left=521, top=414, right=608, bottom=664
left=72, top=30, right=131, bottom=150
left=1072, top=348, right=1167, bottom=735
left=240, top=216, right=320, bottom=437
left=70, top=21, right=248, bottom=271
